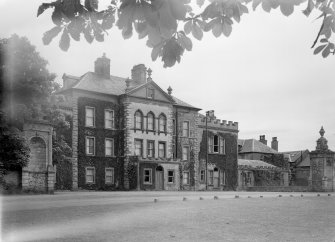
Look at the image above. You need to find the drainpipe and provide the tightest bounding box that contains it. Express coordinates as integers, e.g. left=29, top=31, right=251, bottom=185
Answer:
left=205, top=111, right=209, bottom=190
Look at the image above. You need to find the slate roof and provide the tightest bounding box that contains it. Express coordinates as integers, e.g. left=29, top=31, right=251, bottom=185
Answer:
left=59, top=71, right=199, bottom=109
left=238, top=139, right=278, bottom=154
left=280, top=150, right=310, bottom=167
left=238, top=159, right=280, bottom=170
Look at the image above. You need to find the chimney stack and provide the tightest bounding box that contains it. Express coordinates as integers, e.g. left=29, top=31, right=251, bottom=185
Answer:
left=271, top=137, right=278, bottom=151
left=259, top=135, right=267, bottom=145
left=131, top=64, right=147, bottom=84
left=94, top=53, right=110, bottom=79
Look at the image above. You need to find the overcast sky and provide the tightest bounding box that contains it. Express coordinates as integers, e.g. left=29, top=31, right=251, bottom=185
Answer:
left=1, top=0, right=334, bottom=152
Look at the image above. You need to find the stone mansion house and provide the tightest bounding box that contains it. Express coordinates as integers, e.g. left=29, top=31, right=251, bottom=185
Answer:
left=56, top=54, right=239, bottom=191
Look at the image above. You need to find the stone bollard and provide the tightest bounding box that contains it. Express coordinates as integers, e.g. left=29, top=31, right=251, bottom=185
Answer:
left=317, top=194, right=320, bottom=197
left=301, top=194, right=304, bottom=197
left=260, top=195, right=263, bottom=198
left=200, top=197, right=204, bottom=200
left=235, top=195, right=239, bottom=199
left=278, top=195, right=282, bottom=197
left=183, top=197, right=187, bottom=201
left=154, top=198, right=158, bottom=203
left=328, top=194, right=331, bottom=196
left=290, top=195, right=293, bottom=197
left=248, top=196, right=251, bottom=198
left=214, top=196, right=219, bottom=200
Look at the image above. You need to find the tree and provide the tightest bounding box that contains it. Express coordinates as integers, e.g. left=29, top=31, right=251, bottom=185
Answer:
left=0, top=35, right=72, bottom=172
left=37, top=0, right=335, bottom=68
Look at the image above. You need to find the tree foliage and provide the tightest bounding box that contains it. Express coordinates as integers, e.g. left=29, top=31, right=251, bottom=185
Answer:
left=0, top=35, right=72, bottom=170
left=38, top=0, right=335, bottom=67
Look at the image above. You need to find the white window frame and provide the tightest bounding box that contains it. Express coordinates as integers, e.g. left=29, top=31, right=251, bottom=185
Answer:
left=143, top=168, right=152, bottom=184
left=105, top=167, right=114, bottom=184
left=219, top=137, right=225, bottom=154
left=134, top=139, right=143, bottom=157
left=220, top=170, right=226, bottom=185
left=208, top=136, right=213, bottom=153
left=168, top=170, right=175, bottom=184
left=85, top=106, right=95, bottom=127
left=147, top=140, right=155, bottom=158
left=182, top=121, right=190, bottom=137
left=147, top=112, right=155, bottom=131
left=158, top=142, right=166, bottom=158
left=135, top=111, right=143, bottom=130
left=158, top=114, right=166, bottom=133
left=104, top=109, right=114, bottom=129
left=183, top=171, right=190, bottom=185
left=85, top=167, right=95, bottom=184
left=182, top=146, right=189, bottom=161
left=86, top=136, right=95, bottom=156
left=105, top=138, right=114, bottom=157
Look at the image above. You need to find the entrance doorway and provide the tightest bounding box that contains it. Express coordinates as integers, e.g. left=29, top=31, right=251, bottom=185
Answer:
left=155, top=166, right=164, bottom=190
left=213, top=168, right=219, bottom=188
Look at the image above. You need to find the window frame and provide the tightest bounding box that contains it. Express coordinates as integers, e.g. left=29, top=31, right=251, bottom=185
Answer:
left=182, top=121, right=190, bottom=137
left=183, top=171, right=190, bottom=185
left=147, top=88, right=155, bottom=99
left=219, top=136, right=225, bottom=154
left=105, top=167, right=114, bottom=185
left=209, top=170, right=214, bottom=185
left=105, top=138, right=114, bottom=157
left=147, top=112, right=155, bottom=131
left=104, top=109, right=115, bottom=129
left=213, top=135, right=219, bottom=153
left=220, top=170, right=226, bottom=185
left=182, top=146, right=190, bottom=161
left=134, top=110, right=143, bottom=130
left=158, top=141, right=166, bottom=158
left=85, top=106, right=95, bottom=127
left=147, top=140, right=155, bottom=158
left=134, top=139, right=143, bottom=157
left=85, top=136, right=95, bottom=156
left=158, top=114, right=167, bottom=133
left=208, top=136, right=213, bottom=153
left=168, top=170, right=175, bottom=184
left=143, top=168, right=152, bottom=184
left=85, top=167, right=95, bottom=184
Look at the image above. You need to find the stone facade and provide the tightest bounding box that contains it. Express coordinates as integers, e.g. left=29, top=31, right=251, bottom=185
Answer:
left=309, top=127, right=335, bottom=192
left=22, top=121, right=54, bottom=193
left=56, top=54, right=239, bottom=191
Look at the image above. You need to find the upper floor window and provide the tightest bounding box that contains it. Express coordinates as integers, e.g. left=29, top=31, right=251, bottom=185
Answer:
left=219, top=136, right=225, bottom=154
left=105, top=109, right=114, bottom=129
left=147, top=88, right=155, bottom=99
left=147, top=112, right=155, bottom=131
left=85, top=107, right=95, bottom=127
left=134, top=139, right=143, bottom=157
left=213, top=135, right=219, bottom=153
left=158, top=142, right=166, bottom=158
left=105, top=138, right=114, bottom=157
left=182, top=146, right=189, bottom=161
left=158, top=114, right=167, bottom=133
left=147, top=140, right=155, bottom=158
left=86, top=136, right=95, bottom=155
left=208, top=136, right=213, bottom=153
left=183, top=171, right=190, bottom=185
left=134, top=110, right=143, bottom=130
left=182, top=121, right=189, bottom=137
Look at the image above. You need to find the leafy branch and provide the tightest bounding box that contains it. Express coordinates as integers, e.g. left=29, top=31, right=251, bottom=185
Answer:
left=38, top=0, right=335, bottom=67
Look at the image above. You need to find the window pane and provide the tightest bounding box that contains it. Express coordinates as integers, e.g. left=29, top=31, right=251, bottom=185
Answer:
left=183, top=121, right=189, bottom=137
left=159, top=143, right=165, bottom=158
left=182, top=146, right=189, bottom=161
left=135, top=112, right=142, bottom=129
left=135, top=140, right=142, bottom=156
left=86, top=137, right=94, bottom=155
left=159, top=116, right=166, bottom=132
left=86, top=108, right=94, bottom=127
left=214, top=135, right=219, bottom=153
left=105, top=110, right=114, bottom=129
left=105, top=139, right=113, bottom=156
left=147, top=114, right=154, bottom=130
left=86, top=168, right=94, bottom=183
left=147, top=141, right=154, bottom=158
left=168, top=170, right=174, bottom=183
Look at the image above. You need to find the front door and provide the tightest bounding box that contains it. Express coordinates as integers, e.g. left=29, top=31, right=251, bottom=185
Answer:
left=213, top=169, right=219, bottom=188
left=155, top=171, right=163, bottom=190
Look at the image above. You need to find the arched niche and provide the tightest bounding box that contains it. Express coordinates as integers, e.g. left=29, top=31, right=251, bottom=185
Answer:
left=28, top=136, right=47, bottom=172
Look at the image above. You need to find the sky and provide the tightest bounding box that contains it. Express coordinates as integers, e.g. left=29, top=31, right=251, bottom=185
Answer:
left=1, top=0, right=334, bottom=152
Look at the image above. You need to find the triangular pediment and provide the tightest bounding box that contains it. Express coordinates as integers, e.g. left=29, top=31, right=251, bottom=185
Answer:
left=126, top=81, right=175, bottom=103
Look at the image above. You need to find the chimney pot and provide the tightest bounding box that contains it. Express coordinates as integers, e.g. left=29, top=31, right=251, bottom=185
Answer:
left=131, top=64, right=147, bottom=84
left=94, top=53, right=110, bottom=79
left=271, top=137, right=278, bottom=151
left=259, top=135, right=267, bottom=145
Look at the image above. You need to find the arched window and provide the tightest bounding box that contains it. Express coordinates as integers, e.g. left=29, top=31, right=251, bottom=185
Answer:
left=158, top=113, right=167, bottom=133
left=147, top=112, right=155, bottom=131
left=134, top=110, right=143, bottom=130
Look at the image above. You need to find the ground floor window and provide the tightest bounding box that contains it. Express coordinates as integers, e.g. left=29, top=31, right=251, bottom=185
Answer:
left=85, top=167, right=95, bottom=184
left=144, top=168, right=152, bottom=184
left=168, top=170, right=174, bottom=183
left=200, top=170, right=205, bottom=182
left=183, top=171, right=190, bottom=185
left=209, top=170, right=214, bottom=185
left=105, top=167, right=114, bottom=184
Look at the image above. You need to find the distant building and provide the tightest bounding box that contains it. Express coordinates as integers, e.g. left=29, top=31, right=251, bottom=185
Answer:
left=237, top=135, right=289, bottom=190
left=56, top=54, right=239, bottom=191
left=280, top=150, right=310, bottom=186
